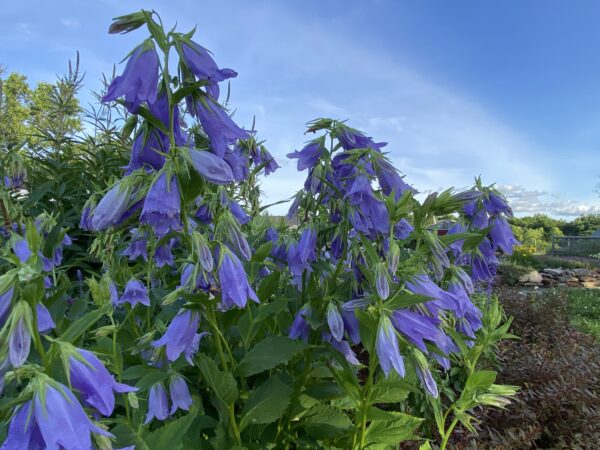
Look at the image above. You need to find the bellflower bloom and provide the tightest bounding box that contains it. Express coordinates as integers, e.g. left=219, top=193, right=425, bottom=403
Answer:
left=145, top=382, right=170, bottom=424
left=327, top=304, right=344, bottom=342
left=36, top=304, right=54, bottom=333
left=323, top=333, right=360, bottom=365
left=375, top=159, right=413, bottom=200
left=375, top=263, right=390, bottom=300
left=103, top=43, right=159, bottom=113
left=180, top=41, right=237, bottom=100
left=70, top=348, right=137, bottom=416
left=189, top=148, right=235, bottom=184
left=489, top=217, right=519, bottom=255
left=12, top=238, right=31, bottom=262
left=287, top=140, right=324, bottom=171
left=120, top=279, right=150, bottom=307
left=126, top=128, right=169, bottom=174
left=376, top=317, right=405, bottom=377
left=228, top=199, right=251, bottom=225
left=9, top=317, right=30, bottom=368
left=394, top=219, right=414, bottom=240
left=33, top=382, right=112, bottom=448
left=289, top=306, right=310, bottom=341
left=140, top=172, right=183, bottom=236
left=415, top=361, right=439, bottom=398
left=483, top=192, right=512, bottom=216
left=169, top=374, right=193, bottom=414
left=154, top=243, right=175, bottom=268
left=224, top=145, right=250, bottom=181
left=218, top=249, right=259, bottom=309
left=391, top=309, right=445, bottom=353
left=0, top=401, right=44, bottom=449
left=259, top=147, right=280, bottom=175
left=122, top=231, right=148, bottom=261
left=189, top=98, right=250, bottom=157
left=109, top=281, right=119, bottom=306
left=152, top=309, right=201, bottom=364
left=92, top=182, right=131, bottom=231
left=80, top=205, right=94, bottom=231
left=0, top=287, right=14, bottom=328
left=337, top=127, right=386, bottom=151
left=341, top=303, right=361, bottom=345
left=195, top=196, right=213, bottom=223
left=405, top=274, right=459, bottom=315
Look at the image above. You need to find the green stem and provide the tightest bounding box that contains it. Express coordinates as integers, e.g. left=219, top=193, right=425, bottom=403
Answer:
left=440, top=418, right=459, bottom=450
left=31, top=305, right=49, bottom=371
left=353, top=349, right=377, bottom=449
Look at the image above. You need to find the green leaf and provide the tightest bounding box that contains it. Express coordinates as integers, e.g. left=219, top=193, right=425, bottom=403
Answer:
left=238, top=336, right=309, bottom=377
left=143, top=410, right=198, bottom=450
left=370, top=375, right=414, bottom=404
left=254, top=296, right=288, bottom=322
left=196, top=355, right=238, bottom=405
left=256, top=271, right=281, bottom=301
left=384, top=293, right=430, bottom=310
left=364, top=411, right=423, bottom=447
left=61, top=303, right=111, bottom=342
left=302, top=405, right=352, bottom=439
left=251, top=241, right=273, bottom=263
left=239, top=374, right=293, bottom=430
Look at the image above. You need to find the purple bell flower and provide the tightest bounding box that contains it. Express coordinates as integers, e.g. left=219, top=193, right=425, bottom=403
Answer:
left=9, top=317, right=30, bottom=368
left=376, top=317, right=405, bottom=377
left=394, top=219, right=414, bottom=240
left=391, top=309, right=445, bottom=353
left=259, top=147, right=280, bottom=175
left=109, top=281, right=119, bottom=306
left=489, top=217, right=519, bottom=255
left=126, top=128, right=169, bottom=174
left=287, top=140, right=324, bottom=171
left=483, top=191, right=512, bottom=216
left=323, top=333, right=359, bottom=365
left=69, top=348, right=137, bottom=416
left=92, top=182, right=131, bottom=231
left=405, top=274, right=459, bottom=315
left=224, top=145, right=250, bottom=181
left=188, top=148, right=235, bottom=185
left=416, top=364, right=439, bottom=398
left=189, top=98, right=250, bottom=157
left=0, top=401, right=44, bottom=449
left=180, top=41, right=237, bottom=100
left=140, top=172, right=183, bottom=236
left=33, top=382, right=112, bottom=448
left=154, top=243, right=175, bottom=268
left=145, top=382, right=170, bottom=424
left=289, top=306, right=310, bottom=341
left=218, top=249, right=259, bottom=309
left=375, top=263, right=390, bottom=300
left=0, top=287, right=14, bottom=328
left=12, top=238, right=31, bottom=262
left=79, top=205, right=94, bottom=231
left=326, top=304, right=344, bottom=342
left=120, top=279, right=150, bottom=307
left=336, top=127, right=386, bottom=151
left=228, top=199, right=250, bottom=225
left=169, top=374, right=193, bottom=414
left=341, top=303, right=361, bottom=345
left=36, top=304, right=54, bottom=334
left=103, top=43, right=159, bottom=113
left=152, top=309, right=202, bottom=364
left=375, top=159, right=413, bottom=200
left=122, top=230, right=148, bottom=262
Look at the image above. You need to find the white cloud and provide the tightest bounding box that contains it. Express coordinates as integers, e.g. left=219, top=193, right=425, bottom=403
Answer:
left=60, top=18, right=80, bottom=29
left=499, top=184, right=600, bottom=217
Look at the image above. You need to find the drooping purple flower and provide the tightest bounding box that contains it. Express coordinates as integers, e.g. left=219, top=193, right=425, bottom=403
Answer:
left=12, top=238, right=31, bottom=262
left=69, top=348, right=137, bottom=416
left=189, top=98, right=250, bottom=157
left=152, top=309, right=201, bottom=364
left=103, top=43, right=159, bottom=113
left=336, top=127, right=386, bottom=151
left=259, top=146, right=280, bottom=175
left=323, top=333, right=360, bottom=365
left=169, top=374, right=193, bottom=414
left=36, top=304, right=54, bottom=334
left=109, top=281, right=119, bottom=306
left=180, top=41, right=237, bottom=100
left=122, top=230, right=148, bottom=261
left=120, top=279, right=150, bottom=307
left=483, top=192, right=512, bottom=216
left=394, top=219, right=414, bottom=240
left=287, top=140, right=324, bottom=171
left=92, top=182, right=131, bottom=231
left=79, top=205, right=94, bottom=231
left=375, top=263, right=390, bottom=300
left=145, top=382, right=170, bottom=424
left=0, top=401, right=44, bottom=449
left=218, top=249, right=259, bottom=309
left=341, top=303, right=361, bottom=345
left=195, top=196, right=213, bottom=223
left=405, top=274, right=459, bottom=315
left=287, top=194, right=302, bottom=220
left=228, top=199, right=250, bottom=225
left=298, top=228, right=317, bottom=264
left=140, top=172, right=183, bottom=236
left=33, top=382, right=112, bottom=448
left=326, top=304, right=344, bottom=342
left=227, top=224, right=251, bottom=261
left=224, top=144, right=250, bottom=182
left=9, top=317, right=30, bottom=368
left=0, top=287, right=14, bottom=328
left=489, top=217, right=519, bottom=255
left=376, top=317, right=405, bottom=377
left=289, top=306, right=310, bottom=341
left=391, top=309, right=445, bottom=353
left=375, top=159, right=413, bottom=200
left=188, top=148, right=235, bottom=185
left=154, top=243, right=175, bottom=268
left=126, top=128, right=169, bottom=174
left=416, top=364, right=438, bottom=398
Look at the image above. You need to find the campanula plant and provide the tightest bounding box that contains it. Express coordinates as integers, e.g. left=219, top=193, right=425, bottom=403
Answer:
left=0, top=9, right=519, bottom=450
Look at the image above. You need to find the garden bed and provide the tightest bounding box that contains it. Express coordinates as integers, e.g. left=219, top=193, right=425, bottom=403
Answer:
left=452, top=287, right=600, bottom=449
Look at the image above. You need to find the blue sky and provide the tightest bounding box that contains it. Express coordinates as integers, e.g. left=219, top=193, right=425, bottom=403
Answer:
left=2, top=0, right=599, bottom=217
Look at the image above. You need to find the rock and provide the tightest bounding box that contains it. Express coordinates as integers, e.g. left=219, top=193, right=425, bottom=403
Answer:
left=572, top=268, right=597, bottom=278
left=542, top=277, right=557, bottom=285
left=543, top=268, right=564, bottom=277
left=567, top=281, right=582, bottom=287
left=582, top=281, right=600, bottom=289
left=518, top=271, right=543, bottom=284
left=558, top=276, right=578, bottom=283
left=578, top=276, right=597, bottom=283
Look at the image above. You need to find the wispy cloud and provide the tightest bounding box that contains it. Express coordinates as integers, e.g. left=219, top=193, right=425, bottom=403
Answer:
left=60, top=18, right=80, bottom=29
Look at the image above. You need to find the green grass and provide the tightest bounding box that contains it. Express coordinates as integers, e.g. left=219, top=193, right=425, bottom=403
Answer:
left=567, top=289, right=600, bottom=340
